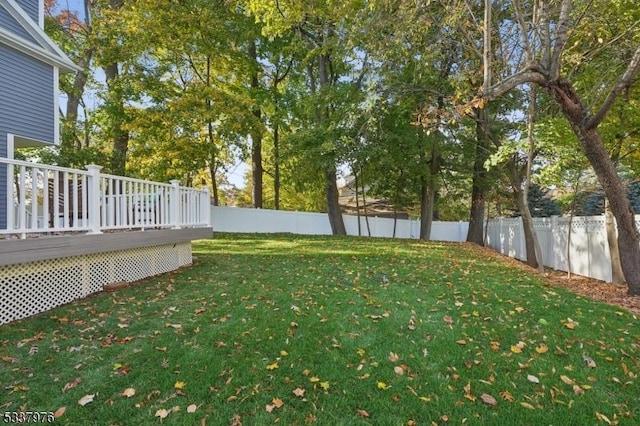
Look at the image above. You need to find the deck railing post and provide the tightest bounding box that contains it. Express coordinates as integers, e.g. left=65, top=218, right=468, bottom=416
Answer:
left=170, top=180, right=181, bottom=229
left=86, top=165, right=103, bottom=234
left=201, top=187, right=210, bottom=226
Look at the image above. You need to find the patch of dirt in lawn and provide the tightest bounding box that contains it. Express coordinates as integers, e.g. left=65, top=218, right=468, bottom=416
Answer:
left=465, top=243, right=640, bottom=315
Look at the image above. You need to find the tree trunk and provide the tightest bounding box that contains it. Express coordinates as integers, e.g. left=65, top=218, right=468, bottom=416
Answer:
left=249, top=40, right=263, bottom=209
left=273, top=114, right=280, bottom=210
left=604, top=198, right=625, bottom=284
left=104, top=0, right=127, bottom=176
left=419, top=142, right=439, bottom=240
left=208, top=159, right=219, bottom=206
left=104, top=63, right=128, bottom=176
left=514, top=185, right=540, bottom=269
left=325, top=165, right=346, bottom=235
left=550, top=79, right=640, bottom=295
left=65, top=48, right=93, bottom=149
left=354, top=168, right=361, bottom=236
left=467, top=107, right=491, bottom=244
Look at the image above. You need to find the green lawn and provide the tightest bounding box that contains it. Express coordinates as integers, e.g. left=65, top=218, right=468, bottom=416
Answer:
left=1, top=233, right=639, bottom=425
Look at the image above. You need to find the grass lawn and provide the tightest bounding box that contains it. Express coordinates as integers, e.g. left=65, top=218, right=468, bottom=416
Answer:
left=1, top=233, right=639, bottom=425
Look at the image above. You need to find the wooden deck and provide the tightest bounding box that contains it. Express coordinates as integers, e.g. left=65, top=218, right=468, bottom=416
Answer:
left=0, top=228, right=213, bottom=266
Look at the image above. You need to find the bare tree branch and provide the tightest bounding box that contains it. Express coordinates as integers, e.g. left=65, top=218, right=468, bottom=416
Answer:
left=586, top=43, right=640, bottom=129
left=480, top=68, right=546, bottom=100
left=482, top=0, right=492, bottom=92
left=512, top=0, right=534, bottom=63
left=549, top=0, right=573, bottom=79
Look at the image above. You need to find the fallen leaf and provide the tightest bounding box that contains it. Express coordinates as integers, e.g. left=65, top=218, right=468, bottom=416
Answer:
left=510, top=345, right=522, bottom=354
left=527, top=374, right=540, bottom=384
left=187, top=404, right=197, bottom=413
left=272, top=397, right=284, bottom=408
left=500, top=390, right=514, bottom=402
left=394, top=366, right=404, bottom=376
left=293, top=387, right=305, bottom=397
left=443, top=316, right=454, bottom=325
left=165, top=323, right=182, bottom=330
left=174, top=381, right=186, bottom=390
left=121, top=388, right=136, bottom=398
left=481, top=393, right=497, bottom=406
left=357, top=348, right=366, bottom=357
left=573, top=384, right=585, bottom=395
left=309, top=376, right=320, bottom=383
left=266, top=362, right=279, bottom=371
left=520, top=402, right=535, bottom=410
left=53, top=407, right=66, bottom=419
left=357, top=409, right=370, bottom=418
left=456, top=339, right=467, bottom=345
left=377, top=381, right=390, bottom=390
left=490, top=341, right=500, bottom=351
left=535, top=344, right=549, bottom=354
left=155, top=409, right=169, bottom=419
left=595, top=411, right=612, bottom=425
left=388, top=352, right=400, bottom=362
left=583, top=355, right=597, bottom=368
left=560, top=375, right=574, bottom=385
left=1, top=356, right=19, bottom=363
left=265, top=404, right=275, bottom=413
left=320, top=381, right=330, bottom=390
left=78, top=394, right=95, bottom=406
left=63, top=377, right=82, bottom=393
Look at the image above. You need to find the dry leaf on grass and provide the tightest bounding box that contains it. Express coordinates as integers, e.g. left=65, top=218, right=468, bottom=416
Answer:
left=78, top=394, right=95, bottom=406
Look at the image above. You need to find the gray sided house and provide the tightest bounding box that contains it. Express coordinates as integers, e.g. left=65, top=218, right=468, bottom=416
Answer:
left=0, top=0, right=78, bottom=227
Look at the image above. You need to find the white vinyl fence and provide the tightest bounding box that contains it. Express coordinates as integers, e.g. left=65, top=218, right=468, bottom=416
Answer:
left=210, top=205, right=469, bottom=242
left=485, top=215, right=638, bottom=283
left=211, top=206, right=629, bottom=283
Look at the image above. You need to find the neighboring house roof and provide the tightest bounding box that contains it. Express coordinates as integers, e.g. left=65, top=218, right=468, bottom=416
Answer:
left=0, top=0, right=79, bottom=72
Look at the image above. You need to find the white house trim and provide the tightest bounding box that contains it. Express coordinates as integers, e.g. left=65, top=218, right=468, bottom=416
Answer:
left=0, top=28, right=79, bottom=71
left=0, top=0, right=79, bottom=72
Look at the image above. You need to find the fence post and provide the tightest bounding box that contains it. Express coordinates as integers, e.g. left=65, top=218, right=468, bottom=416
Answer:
left=86, top=165, right=103, bottom=234
left=170, top=180, right=181, bottom=229
left=201, top=187, right=210, bottom=226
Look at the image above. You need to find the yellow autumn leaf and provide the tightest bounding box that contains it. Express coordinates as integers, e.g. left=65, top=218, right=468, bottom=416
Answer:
left=357, top=348, right=366, bottom=357
left=377, top=381, right=390, bottom=390
left=280, top=350, right=288, bottom=357
left=309, top=376, right=320, bottom=383
left=320, top=381, right=330, bottom=390
left=535, top=343, right=549, bottom=354
left=266, top=362, right=279, bottom=370
left=520, top=402, right=535, bottom=410
left=174, top=381, right=186, bottom=390
left=510, top=345, right=522, bottom=354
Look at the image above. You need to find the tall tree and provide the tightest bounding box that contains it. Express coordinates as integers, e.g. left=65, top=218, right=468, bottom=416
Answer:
left=477, top=0, right=640, bottom=294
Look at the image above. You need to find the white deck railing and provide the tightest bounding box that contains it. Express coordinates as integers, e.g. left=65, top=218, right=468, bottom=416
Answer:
left=1, top=159, right=210, bottom=238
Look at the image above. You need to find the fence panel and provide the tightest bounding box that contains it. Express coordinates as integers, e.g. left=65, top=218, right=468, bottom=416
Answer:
left=485, top=215, right=633, bottom=283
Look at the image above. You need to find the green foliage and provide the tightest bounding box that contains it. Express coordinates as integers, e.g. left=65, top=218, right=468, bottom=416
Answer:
left=43, top=0, right=640, bottom=220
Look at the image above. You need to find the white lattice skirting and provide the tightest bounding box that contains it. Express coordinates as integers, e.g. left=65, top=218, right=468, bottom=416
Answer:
left=0, top=242, right=192, bottom=324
